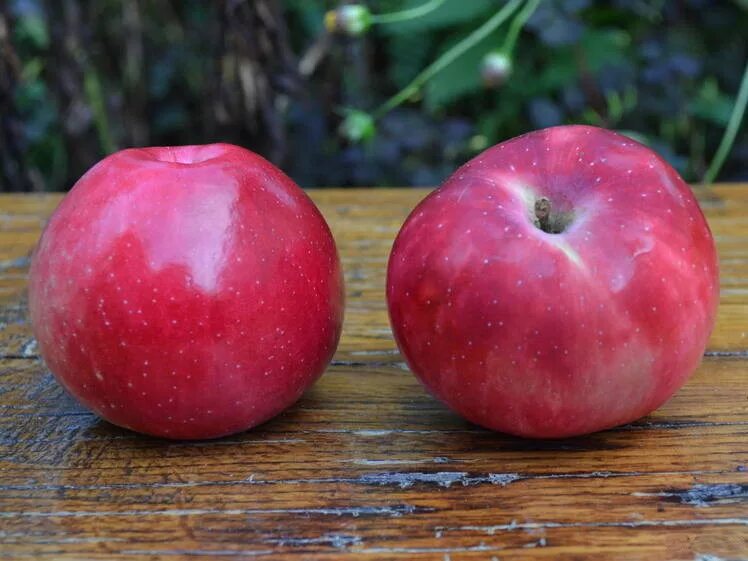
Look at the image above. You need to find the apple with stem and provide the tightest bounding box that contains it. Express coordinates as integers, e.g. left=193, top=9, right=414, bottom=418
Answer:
left=29, top=144, right=344, bottom=439
left=387, top=125, right=718, bottom=438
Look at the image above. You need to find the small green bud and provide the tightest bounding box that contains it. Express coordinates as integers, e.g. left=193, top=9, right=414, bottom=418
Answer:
left=339, top=110, right=376, bottom=143
left=481, top=51, right=512, bottom=88
left=324, top=4, right=372, bottom=37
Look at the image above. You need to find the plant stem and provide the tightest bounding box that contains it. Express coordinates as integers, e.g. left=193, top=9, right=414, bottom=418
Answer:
left=370, top=0, right=446, bottom=25
left=83, top=70, right=117, bottom=155
left=373, top=0, right=523, bottom=119
left=500, top=0, right=541, bottom=56
left=703, top=57, right=748, bottom=185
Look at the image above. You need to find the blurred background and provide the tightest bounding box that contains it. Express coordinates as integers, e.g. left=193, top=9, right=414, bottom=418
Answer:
left=1, top=0, right=747, bottom=191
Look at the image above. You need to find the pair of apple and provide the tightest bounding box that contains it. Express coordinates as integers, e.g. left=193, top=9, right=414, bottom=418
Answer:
left=28, top=126, right=719, bottom=440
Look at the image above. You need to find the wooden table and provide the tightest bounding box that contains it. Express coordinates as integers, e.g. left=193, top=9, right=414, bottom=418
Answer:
left=1, top=187, right=747, bottom=561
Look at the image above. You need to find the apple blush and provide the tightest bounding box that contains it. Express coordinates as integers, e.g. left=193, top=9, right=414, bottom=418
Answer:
left=29, top=144, right=344, bottom=439
left=387, top=125, right=718, bottom=438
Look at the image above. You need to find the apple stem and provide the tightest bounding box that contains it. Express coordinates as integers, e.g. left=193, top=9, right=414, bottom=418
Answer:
left=534, top=197, right=552, bottom=233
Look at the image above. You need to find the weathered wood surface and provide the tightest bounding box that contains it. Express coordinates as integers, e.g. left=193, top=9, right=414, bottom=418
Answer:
left=0, top=187, right=746, bottom=560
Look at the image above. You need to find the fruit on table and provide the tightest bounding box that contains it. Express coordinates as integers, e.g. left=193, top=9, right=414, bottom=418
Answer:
left=29, top=144, right=344, bottom=439
left=387, top=125, right=719, bottom=438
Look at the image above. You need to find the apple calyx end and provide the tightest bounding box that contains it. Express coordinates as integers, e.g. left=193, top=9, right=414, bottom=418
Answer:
left=533, top=197, right=573, bottom=234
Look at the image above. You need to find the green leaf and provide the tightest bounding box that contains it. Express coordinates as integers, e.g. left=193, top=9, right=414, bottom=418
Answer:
left=284, top=0, right=327, bottom=35
left=423, top=27, right=504, bottom=110
left=21, top=58, right=44, bottom=82
left=615, top=130, right=651, bottom=146
left=387, top=32, right=434, bottom=88
left=581, top=29, right=629, bottom=71
left=688, top=78, right=734, bottom=126
left=531, top=50, right=577, bottom=93
left=477, top=100, right=522, bottom=141
left=339, top=109, right=376, bottom=143
left=15, top=15, right=49, bottom=50
left=382, top=0, right=498, bottom=33
left=509, top=29, right=627, bottom=99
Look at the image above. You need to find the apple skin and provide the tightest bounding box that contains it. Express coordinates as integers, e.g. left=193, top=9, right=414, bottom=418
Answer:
left=29, top=144, right=344, bottom=439
left=387, top=125, right=719, bottom=438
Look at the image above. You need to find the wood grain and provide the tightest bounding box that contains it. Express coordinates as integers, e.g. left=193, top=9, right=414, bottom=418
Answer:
left=0, top=187, right=747, bottom=560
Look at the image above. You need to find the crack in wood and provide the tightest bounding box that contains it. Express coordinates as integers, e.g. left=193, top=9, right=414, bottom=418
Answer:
left=704, top=350, right=748, bottom=358
left=0, top=468, right=738, bottom=494
left=0, top=504, right=428, bottom=519
left=354, top=543, right=507, bottom=554
left=357, top=471, right=521, bottom=488
left=120, top=548, right=275, bottom=557
left=0, top=256, right=30, bottom=272
left=264, top=533, right=363, bottom=549
left=635, top=483, right=748, bottom=507
left=437, top=517, right=748, bottom=536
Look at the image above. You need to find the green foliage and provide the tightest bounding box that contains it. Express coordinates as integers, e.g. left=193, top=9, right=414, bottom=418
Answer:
left=4, top=0, right=748, bottom=190
left=14, top=14, right=48, bottom=49
left=357, top=0, right=748, bottom=182
left=386, top=33, right=434, bottom=89
left=381, top=0, right=497, bottom=32
left=285, top=0, right=327, bottom=37
left=339, top=109, right=377, bottom=142
left=83, top=70, right=117, bottom=155
left=423, top=29, right=502, bottom=109
left=379, top=0, right=512, bottom=108
left=689, top=79, right=735, bottom=126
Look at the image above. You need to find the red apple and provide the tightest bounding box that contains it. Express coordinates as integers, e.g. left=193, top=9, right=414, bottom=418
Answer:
left=29, top=144, right=344, bottom=439
left=387, top=125, right=718, bottom=438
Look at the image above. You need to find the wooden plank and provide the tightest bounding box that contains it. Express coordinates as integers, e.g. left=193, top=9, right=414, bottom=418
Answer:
left=0, top=499, right=746, bottom=560
left=1, top=526, right=743, bottom=561
left=0, top=188, right=747, bottom=560
left=1, top=359, right=747, bottom=483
